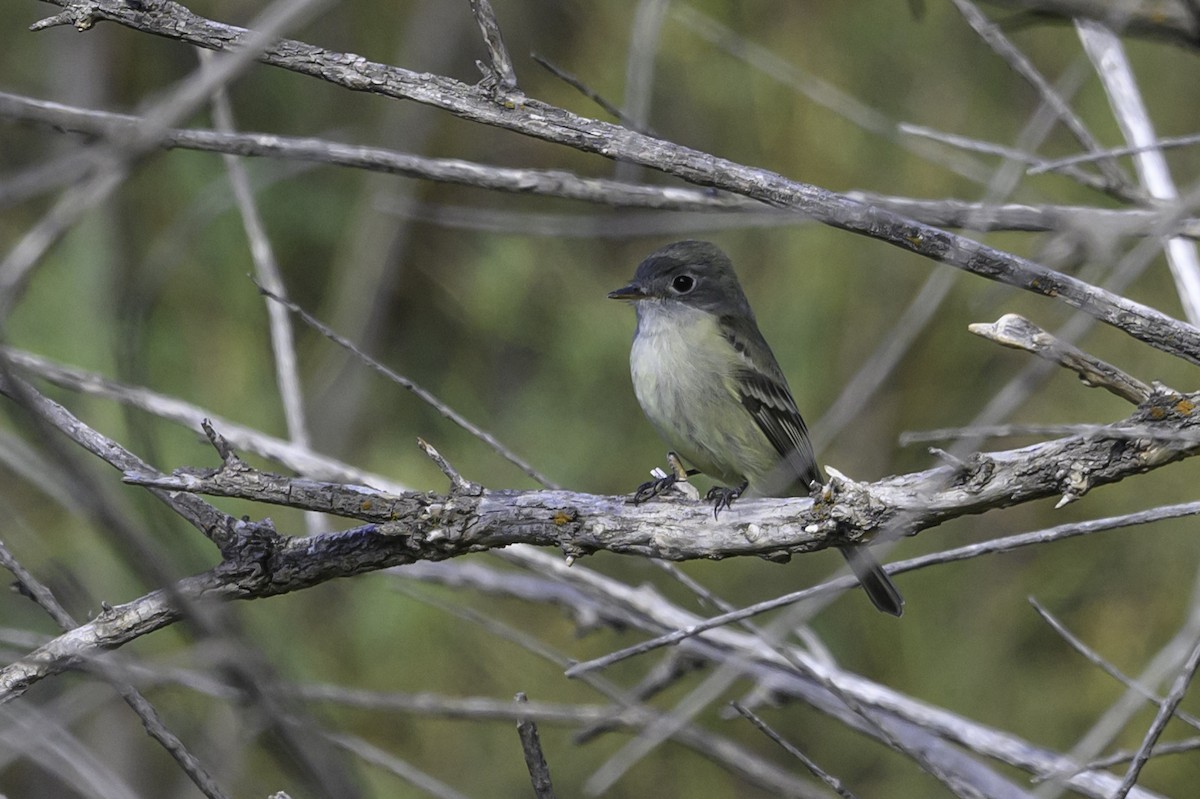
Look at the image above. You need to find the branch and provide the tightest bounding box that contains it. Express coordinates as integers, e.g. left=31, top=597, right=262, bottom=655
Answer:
left=0, top=346, right=399, bottom=489
left=467, top=0, right=518, bottom=94
left=444, top=549, right=1169, bottom=799
left=514, top=693, right=557, bottom=799
left=0, top=92, right=753, bottom=214
left=979, top=0, right=1200, bottom=51
left=28, top=0, right=1200, bottom=365
left=969, top=314, right=1153, bottom=404
left=125, top=388, right=1200, bottom=560
left=9, top=91, right=1199, bottom=241
left=3, top=378, right=1195, bottom=705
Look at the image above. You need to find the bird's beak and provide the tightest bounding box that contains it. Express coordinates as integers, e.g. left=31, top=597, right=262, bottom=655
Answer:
left=607, top=282, right=647, bottom=301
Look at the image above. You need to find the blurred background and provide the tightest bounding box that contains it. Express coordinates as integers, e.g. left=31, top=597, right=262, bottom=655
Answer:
left=2, top=0, right=1200, bottom=796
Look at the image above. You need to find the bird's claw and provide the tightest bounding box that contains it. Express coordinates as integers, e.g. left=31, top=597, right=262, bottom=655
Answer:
left=633, top=474, right=678, bottom=503
left=706, top=484, right=744, bottom=519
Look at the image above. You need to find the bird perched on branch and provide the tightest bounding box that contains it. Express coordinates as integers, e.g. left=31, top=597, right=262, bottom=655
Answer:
left=609, top=240, right=903, bottom=616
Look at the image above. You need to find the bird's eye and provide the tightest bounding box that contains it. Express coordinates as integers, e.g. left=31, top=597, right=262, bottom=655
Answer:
left=671, top=275, right=696, bottom=293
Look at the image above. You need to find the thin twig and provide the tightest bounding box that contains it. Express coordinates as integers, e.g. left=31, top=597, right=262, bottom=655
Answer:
left=0, top=539, right=232, bottom=799
left=468, top=0, right=518, bottom=93
left=1112, top=635, right=1200, bottom=798
left=951, top=0, right=1133, bottom=196
left=515, top=693, right=557, bottom=799
left=208, top=64, right=319, bottom=534
left=321, top=730, right=471, bottom=799
left=530, top=54, right=643, bottom=129
left=565, top=501, right=1200, bottom=677
left=731, top=702, right=858, bottom=799
left=417, top=437, right=483, bottom=496
left=1034, top=571, right=1200, bottom=799
left=1030, top=131, right=1200, bottom=175
left=1029, top=599, right=1200, bottom=732
left=1078, top=20, right=1200, bottom=324
left=1062, top=737, right=1200, bottom=774
left=968, top=313, right=1153, bottom=404
left=1, top=346, right=402, bottom=490
left=256, top=283, right=557, bottom=488
left=899, top=123, right=1121, bottom=197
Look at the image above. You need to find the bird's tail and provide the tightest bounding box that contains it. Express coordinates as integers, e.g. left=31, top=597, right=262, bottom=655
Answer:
left=838, top=546, right=904, bottom=617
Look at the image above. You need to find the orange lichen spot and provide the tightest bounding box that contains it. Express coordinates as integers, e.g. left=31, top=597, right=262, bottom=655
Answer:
left=1175, top=398, right=1195, bottom=415
left=553, top=511, right=571, bottom=526
left=905, top=232, right=923, bottom=248
left=1148, top=406, right=1167, bottom=420
left=360, top=499, right=374, bottom=511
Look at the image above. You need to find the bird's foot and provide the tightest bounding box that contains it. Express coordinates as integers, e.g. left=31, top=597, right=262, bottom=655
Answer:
left=706, top=480, right=748, bottom=519
left=631, top=452, right=696, bottom=503
left=633, top=473, right=679, bottom=503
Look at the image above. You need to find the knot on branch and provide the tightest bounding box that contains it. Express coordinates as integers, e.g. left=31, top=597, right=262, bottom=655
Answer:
left=29, top=3, right=101, bottom=33
left=215, top=516, right=282, bottom=589
left=815, top=469, right=892, bottom=546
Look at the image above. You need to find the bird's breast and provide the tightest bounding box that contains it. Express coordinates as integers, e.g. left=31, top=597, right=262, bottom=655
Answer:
left=628, top=303, right=775, bottom=485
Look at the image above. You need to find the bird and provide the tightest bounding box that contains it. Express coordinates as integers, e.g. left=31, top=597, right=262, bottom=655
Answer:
left=608, top=240, right=904, bottom=616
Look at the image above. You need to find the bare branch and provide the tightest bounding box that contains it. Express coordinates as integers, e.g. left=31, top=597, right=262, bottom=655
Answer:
left=1078, top=20, right=1200, bottom=324
left=0, top=541, right=230, bottom=799
left=1029, top=600, right=1200, bottom=733
left=0, top=92, right=753, bottom=213
left=514, top=693, right=557, bottom=799
left=28, top=0, right=1200, bottom=365
left=731, top=702, right=858, bottom=799
left=952, top=0, right=1134, bottom=195
left=3, top=369, right=1193, bottom=706
left=12, top=89, right=1195, bottom=242
left=979, top=0, right=1200, bottom=51
left=845, top=192, right=1200, bottom=239
left=125, top=388, right=1200, bottom=561
left=468, top=0, right=518, bottom=94
left=1, top=346, right=399, bottom=489
left=1113, top=636, right=1200, bottom=797
left=969, top=314, right=1153, bottom=404
left=256, top=285, right=556, bottom=488
left=564, top=500, right=1200, bottom=676
left=486, top=549, right=1168, bottom=799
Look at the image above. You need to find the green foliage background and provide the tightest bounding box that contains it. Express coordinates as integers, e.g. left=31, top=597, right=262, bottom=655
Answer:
left=2, top=1, right=1200, bottom=796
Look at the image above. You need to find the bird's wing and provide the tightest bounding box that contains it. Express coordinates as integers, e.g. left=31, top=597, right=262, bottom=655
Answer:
left=734, top=367, right=821, bottom=488
left=721, top=318, right=822, bottom=489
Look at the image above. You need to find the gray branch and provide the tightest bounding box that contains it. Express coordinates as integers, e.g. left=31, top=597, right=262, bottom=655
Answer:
left=28, top=0, right=1200, bottom=366
left=8, top=91, right=1200, bottom=242
left=979, top=0, right=1200, bottom=50
left=123, top=387, right=1200, bottom=561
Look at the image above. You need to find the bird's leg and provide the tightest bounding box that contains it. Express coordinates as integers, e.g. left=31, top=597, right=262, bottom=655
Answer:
left=706, top=479, right=749, bottom=519
left=633, top=451, right=697, bottom=502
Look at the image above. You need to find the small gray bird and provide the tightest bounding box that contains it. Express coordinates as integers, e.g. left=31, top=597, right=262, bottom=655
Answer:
left=609, top=240, right=903, bottom=616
